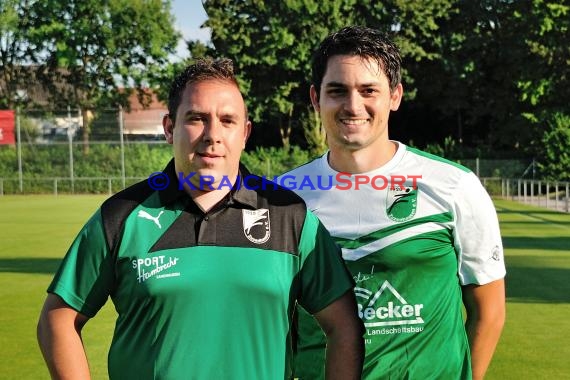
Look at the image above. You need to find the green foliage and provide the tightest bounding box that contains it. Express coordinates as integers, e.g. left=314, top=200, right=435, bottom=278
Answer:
left=0, top=0, right=34, bottom=109
left=200, top=0, right=456, bottom=147
left=0, top=143, right=315, bottom=192
left=4, top=0, right=568, bottom=175
left=22, top=0, right=180, bottom=145
left=515, top=1, right=569, bottom=118
left=0, top=146, right=16, bottom=176
left=202, top=0, right=346, bottom=146
left=481, top=178, right=502, bottom=196
left=241, top=145, right=312, bottom=177
left=149, top=40, right=217, bottom=105
left=302, top=107, right=327, bottom=156
left=19, top=115, right=41, bottom=142
left=407, top=1, right=531, bottom=150
left=536, top=112, right=570, bottom=180
left=422, top=136, right=458, bottom=158
left=0, top=143, right=170, bottom=177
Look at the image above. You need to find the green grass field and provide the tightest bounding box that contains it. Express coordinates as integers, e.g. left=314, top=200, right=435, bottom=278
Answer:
left=0, top=196, right=569, bottom=379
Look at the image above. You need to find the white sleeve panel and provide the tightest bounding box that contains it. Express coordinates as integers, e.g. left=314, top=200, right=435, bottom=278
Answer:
left=454, top=173, right=506, bottom=285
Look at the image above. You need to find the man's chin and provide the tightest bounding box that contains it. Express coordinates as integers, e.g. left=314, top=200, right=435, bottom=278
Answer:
left=189, top=170, right=238, bottom=191
left=336, top=137, right=367, bottom=150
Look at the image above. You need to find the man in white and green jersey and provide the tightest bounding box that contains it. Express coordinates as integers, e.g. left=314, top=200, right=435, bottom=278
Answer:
left=284, top=26, right=506, bottom=380
left=37, top=58, right=364, bottom=379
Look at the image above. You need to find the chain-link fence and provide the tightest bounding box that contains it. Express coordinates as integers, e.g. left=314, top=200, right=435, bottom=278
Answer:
left=14, top=107, right=166, bottom=142
left=456, top=158, right=532, bottom=178
left=3, top=109, right=567, bottom=212
left=0, top=107, right=171, bottom=194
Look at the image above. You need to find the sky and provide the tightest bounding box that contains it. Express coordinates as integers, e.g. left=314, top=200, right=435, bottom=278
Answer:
left=170, top=0, right=210, bottom=60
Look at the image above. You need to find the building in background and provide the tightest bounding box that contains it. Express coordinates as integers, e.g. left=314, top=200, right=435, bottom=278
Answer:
left=122, top=89, right=167, bottom=138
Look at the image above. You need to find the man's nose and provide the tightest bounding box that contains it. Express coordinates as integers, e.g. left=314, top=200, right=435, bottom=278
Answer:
left=344, top=91, right=364, bottom=114
left=203, top=119, right=222, bottom=143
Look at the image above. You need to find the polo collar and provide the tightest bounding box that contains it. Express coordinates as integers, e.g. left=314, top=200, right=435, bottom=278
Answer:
left=230, top=163, right=259, bottom=209
left=158, top=159, right=187, bottom=205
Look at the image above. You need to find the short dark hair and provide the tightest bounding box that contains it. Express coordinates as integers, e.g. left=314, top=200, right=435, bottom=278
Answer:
left=167, top=58, right=241, bottom=123
left=312, top=26, right=402, bottom=95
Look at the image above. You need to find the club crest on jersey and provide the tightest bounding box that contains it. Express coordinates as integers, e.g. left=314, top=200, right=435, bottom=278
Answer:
left=242, top=208, right=270, bottom=244
left=386, top=186, right=417, bottom=222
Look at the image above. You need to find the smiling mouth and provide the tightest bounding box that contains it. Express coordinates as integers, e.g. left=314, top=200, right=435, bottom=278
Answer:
left=340, top=119, right=369, bottom=126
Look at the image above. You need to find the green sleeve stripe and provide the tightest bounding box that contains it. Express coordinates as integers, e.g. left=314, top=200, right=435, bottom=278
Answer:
left=297, top=210, right=320, bottom=266
left=297, top=210, right=354, bottom=314
left=334, top=212, right=453, bottom=249
left=48, top=208, right=114, bottom=317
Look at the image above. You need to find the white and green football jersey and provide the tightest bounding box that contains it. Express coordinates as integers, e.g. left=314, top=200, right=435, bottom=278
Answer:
left=284, top=142, right=506, bottom=380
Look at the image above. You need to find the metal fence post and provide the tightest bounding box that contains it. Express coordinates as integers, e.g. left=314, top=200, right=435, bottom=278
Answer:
left=566, top=182, right=570, bottom=212
left=119, top=106, right=125, bottom=189
left=476, top=157, right=480, bottom=177
left=554, top=182, right=558, bottom=211
left=67, top=105, right=75, bottom=194
left=566, top=183, right=569, bottom=213
left=16, top=107, right=23, bottom=192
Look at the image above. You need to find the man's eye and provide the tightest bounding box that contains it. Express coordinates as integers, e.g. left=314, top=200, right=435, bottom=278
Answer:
left=328, top=88, right=346, bottom=95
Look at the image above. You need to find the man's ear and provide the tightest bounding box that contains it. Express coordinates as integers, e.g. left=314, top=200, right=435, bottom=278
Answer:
left=162, top=114, right=174, bottom=144
left=390, top=83, right=404, bottom=111
left=309, top=85, right=320, bottom=112
left=243, top=120, right=252, bottom=148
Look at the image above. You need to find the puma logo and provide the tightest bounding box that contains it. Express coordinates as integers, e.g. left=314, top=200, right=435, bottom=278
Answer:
left=137, top=210, right=164, bottom=229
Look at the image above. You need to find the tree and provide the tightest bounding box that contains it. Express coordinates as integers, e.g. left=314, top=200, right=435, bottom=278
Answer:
left=24, top=0, right=179, bottom=152
left=0, top=0, right=33, bottom=109
left=201, top=0, right=354, bottom=147
left=513, top=0, right=569, bottom=158
left=403, top=0, right=568, bottom=155
left=361, top=0, right=457, bottom=98
left=536, top=112, right=570, bottom=180
left=199, top=0, right=456, bottom=148
left=197, top=0, right=566, bottom=158
left=150, top=40, right=216, bottom=105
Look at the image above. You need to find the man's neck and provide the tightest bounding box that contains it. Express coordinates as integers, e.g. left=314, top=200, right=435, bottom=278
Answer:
left=328, top=140, right=398, bottom=174
left=188, top=187, right=231, bottom=213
